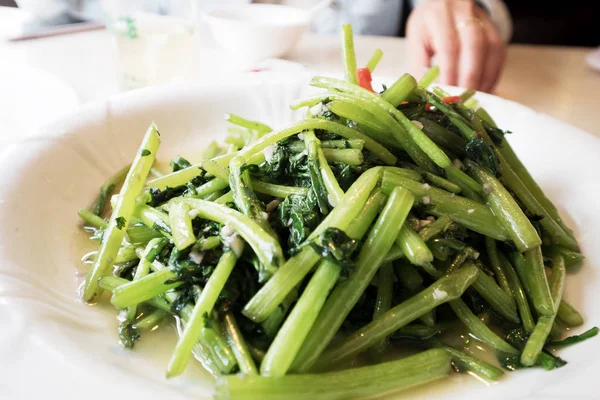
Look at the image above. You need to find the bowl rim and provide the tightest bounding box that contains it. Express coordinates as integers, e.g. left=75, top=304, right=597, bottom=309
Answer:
left=204, top=3, right=310, bottom=28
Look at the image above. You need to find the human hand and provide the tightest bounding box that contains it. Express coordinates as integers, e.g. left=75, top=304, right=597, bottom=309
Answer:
left=406, top=0, right=507, bottom=93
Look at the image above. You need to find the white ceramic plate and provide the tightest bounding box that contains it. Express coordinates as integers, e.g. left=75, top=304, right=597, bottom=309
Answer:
left=1, top=74, right=599, bottom=400
left=0, top=64, right=79, bottom=147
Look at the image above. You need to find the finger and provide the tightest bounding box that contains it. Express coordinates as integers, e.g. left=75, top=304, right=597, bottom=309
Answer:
left=428, top=0, right=460, bottom=86
left=479, top=19, right=507, bottom=93
left=406, top=16, right=433, bottom=79
left=407, top=35, right=433, bottom=80
left=457, top=21, right=488, bottom=90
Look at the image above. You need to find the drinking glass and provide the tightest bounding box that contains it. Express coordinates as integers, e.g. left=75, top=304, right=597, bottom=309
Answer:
left=101, top=0, right=200, bottom=90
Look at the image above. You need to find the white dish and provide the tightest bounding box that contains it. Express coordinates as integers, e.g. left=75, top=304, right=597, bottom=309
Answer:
left=0, top=64, right=78, bottom=147
left=205, top=4, right=311, bottom=65
left=0, top=74, right=599, bottom=400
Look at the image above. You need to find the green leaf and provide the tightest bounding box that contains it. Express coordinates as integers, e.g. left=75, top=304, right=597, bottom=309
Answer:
left=147, top=174, right=207, bottom=207
left=141, top=149, right=151, bottom=157
left=170, top=155, right=192, bottom=172
left=465, top=137, right=501, bottom=177
left=202, top=311, right=212, bottom=329
left=251, top=142, right=311, bottom=188
left=311, top=227, right=359, bottom=263
left=483, top=121, right=511, bottom=145
left=115, top=216, right=127, bottom=230
left=115, top=259, right=138, bottom=280
left=549, top=327, right=599, bottom=348
left=276, top=193, right=322, bottom=251
left=170, top=285, right=195, bottom=315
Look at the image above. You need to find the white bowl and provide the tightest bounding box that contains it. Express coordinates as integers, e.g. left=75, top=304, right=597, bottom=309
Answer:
left=205, top=4, right=310, bottom=65
left=1, top=74, right=600, bottom=399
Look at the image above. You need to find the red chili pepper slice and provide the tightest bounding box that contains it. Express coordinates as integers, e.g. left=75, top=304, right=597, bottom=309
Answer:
left=441, top=95, right=462, bottom=104
left=356, top=68, right=374, bottom=92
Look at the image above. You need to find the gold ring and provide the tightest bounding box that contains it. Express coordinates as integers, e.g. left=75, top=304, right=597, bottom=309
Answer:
left=455, top=17, right=485, bottom=31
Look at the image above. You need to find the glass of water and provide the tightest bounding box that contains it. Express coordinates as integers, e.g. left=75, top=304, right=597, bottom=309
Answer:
left=102, top=0, right=201, bottom=90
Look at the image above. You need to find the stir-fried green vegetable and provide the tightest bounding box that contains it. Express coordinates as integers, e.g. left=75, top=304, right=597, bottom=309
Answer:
left=77, top=23, right=595, bottom=399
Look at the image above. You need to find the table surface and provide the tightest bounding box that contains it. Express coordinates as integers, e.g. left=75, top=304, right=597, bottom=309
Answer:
left=1, top=7, right=599, bottom=137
